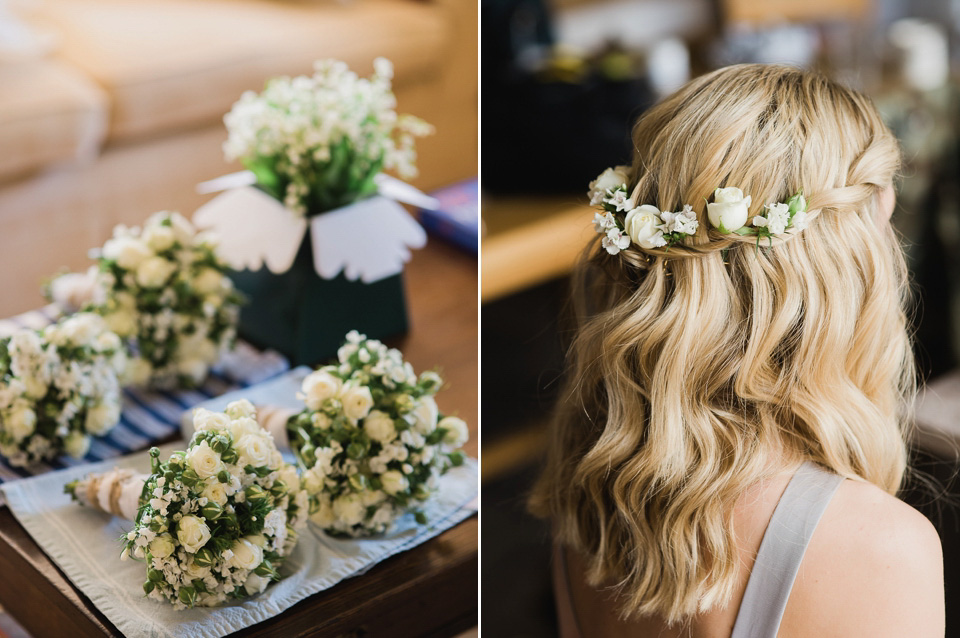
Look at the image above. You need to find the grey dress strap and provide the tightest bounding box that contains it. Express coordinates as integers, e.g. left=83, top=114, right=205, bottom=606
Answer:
left=731, top=461, right=844, bottom=638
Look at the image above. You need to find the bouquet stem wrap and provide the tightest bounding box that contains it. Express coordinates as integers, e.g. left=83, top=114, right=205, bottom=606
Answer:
left=67, top=468, right=145, bottom=522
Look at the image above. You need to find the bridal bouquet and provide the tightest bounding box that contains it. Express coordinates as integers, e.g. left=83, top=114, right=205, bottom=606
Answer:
left=65, top=401, right=309, bottom=609
left=223, top=57, right=433, bottom=217
left=287, top=331, right=469, bottom=536
left=0, top=313, right=126, bottom=466
left=91, top=211, right=242, bottom=388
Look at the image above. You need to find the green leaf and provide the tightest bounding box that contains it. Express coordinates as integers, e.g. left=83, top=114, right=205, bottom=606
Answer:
left=732, top=227, right=757, bottom=236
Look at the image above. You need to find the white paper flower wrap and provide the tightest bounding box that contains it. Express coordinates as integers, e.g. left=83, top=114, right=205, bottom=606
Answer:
left=288, top=331, right=469, bottom=536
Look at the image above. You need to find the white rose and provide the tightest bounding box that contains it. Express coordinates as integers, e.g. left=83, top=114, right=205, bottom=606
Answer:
left=58, top=313, right=103, bottom=346
left=177, top=515, right=211, bottom=553
left=300, top=370, right=342, bottom=411
left=380, top=470, right=408, bottom=495
left=624, top=205, right=667, bottom=249
left=332, top=494, right=366, bottom=526
left=311, top=412, right=332, bottom=430
left=341, top=385, right=373, bottom=421
left=85, top=401, right=119, bottom=436
left=6, top=406, right=36, bottom=441
left=227, top=537, right=263, bottom=571
left=360, top=489, right=387, bottom=506
left=136, top=256, right=177, bottom=288
left=168, top=212, right=196, bottom=244
left=95, top=330, right=122, bottom=353
left=201, top=480, right=228, bottom=506
left=184, top=559, right=210, bottom=580
left=177, top=358, right=208, bottom=384
left=707, top=187, right=752, bottom=233
left=236, top=433, right=272, bottom=469
left=588, top=166, right=630, bottom=205
left=411, top=396, right=438, bottom=435
left=228, top=416, right=262, bottom=441
left=310, top=494, right=335, bottom=527
left=278, top=464, right=301, bottom=492
left=193, top=408, right=230, bottom=433
left=193, top=268, right=224, bottom=295
left=225, top=399, right=256, bottom=419
left=244, top=573, right=269, bottom=595
left=186, top=440, right=224, bottom=479
left=103, top=237, right=152, bottom=270
left=149, top=533, right=176, bottom=559
left=123, top=357, right=152, bottom=386
left=363, top=410, right=397, bottom=444
left=440, top=416, right=469, bottom=448
left=143, top=224, right=176, bottom=252
left=104, top=309, right=137, bottom=338
left=64, top=431, right=90, bottom=458
left=49, top=270, right=97, bottom=313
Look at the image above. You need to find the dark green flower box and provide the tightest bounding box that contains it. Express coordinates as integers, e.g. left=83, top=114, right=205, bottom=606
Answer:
left=229, top=235, right=409, bottom=367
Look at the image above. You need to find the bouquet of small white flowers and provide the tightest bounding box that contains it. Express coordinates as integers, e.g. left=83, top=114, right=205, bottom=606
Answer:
left=65, top=400, right=309, bottom=609
left=90, top=211, right=242, bottom=389
left=223, top=57, right=433, bottom=217
left=287, top=331, right=469, bottom=536
left=0, top=313, right=126, bottom=466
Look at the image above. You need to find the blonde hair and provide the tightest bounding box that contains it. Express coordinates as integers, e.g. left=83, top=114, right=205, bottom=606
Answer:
left=529, top=64, right=914, bottom=624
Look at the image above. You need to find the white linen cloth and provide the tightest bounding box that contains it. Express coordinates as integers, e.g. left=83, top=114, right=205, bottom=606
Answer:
left=1, top=447, right=477, bottom=638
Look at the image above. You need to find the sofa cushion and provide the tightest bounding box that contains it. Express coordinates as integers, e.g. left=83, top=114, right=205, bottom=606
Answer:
left=0, top=60, right=107, bottom=182
left=35, top=0, right=450, bottom=143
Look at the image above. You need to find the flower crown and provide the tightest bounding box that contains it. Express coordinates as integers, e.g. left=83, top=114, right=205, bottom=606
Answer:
left=589, top=166, right=809, bottom=255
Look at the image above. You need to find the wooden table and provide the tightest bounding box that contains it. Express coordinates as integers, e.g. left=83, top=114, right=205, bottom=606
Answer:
left=0, top=238, right=479, bottom=638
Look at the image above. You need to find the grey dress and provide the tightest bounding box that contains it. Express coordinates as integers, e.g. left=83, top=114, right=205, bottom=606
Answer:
left=553, top=461, right=844, bottom=638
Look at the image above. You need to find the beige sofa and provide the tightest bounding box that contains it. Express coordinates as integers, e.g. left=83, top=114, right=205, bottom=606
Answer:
left=0, top=0, right=478, bottom=317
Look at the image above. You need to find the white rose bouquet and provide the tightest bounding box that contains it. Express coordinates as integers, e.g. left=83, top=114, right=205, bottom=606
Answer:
left=64, top=400, right=309, bottom=609
left=287, top=331, right=469, bottom=536
left=89, top=211, right=243, bottom=389
left=223, top=58, right=433, bottom=217
left=0, top=313, right=126, bottom=466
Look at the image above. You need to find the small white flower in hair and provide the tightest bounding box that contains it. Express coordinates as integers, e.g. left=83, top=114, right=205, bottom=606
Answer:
left=602, top=228, right=631, bottom=255
left=604, top=189, right=632, bottom=212
left=753, top=202, right=790, bottom=235
left=588, top=166, right=630, bottom=206
left=593, top=212, right=617, bottom=234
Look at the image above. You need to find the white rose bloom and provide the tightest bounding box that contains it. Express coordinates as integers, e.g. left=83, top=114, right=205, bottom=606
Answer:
left=143, top=224, right=176, bottom=252
left=6, top=406, right=37, bottom=441
left=311, top=412, right=332, bottom=430
left=177, top=515, right=212, bottom=553
left=103, top=237, right=152, bottom=270
left=341, top=385, right=373, bottom=421
left=302, top=466, right=324, bottom=494
left=186, top=440, right=224, bottom=479
left=360, top=489, right=387, bottom=507
left=104, top=309, right=137, bottom=338
left=64, top=431, right=90, bottom=458
left=244, top=573, right=270, bottom=595
left=363, top=410, right=397, bottom=444
left=380, top=470, right=409, bottom=495
left=236, top=433, right=271, bottom=469
left=588, top=166, right=630, bottom=205
left=310, top=494, right=335, bottom=527
left=278, top=464, right=301, bottom=492
left=201, top=480, right=228, bottom=506
left=21, top=375, right=48, bottom=401
left=149, top=533, right=176, bottom=559
left=49, top=270, right=98, bottom=312
left=225, top=399, right=256, bottom=419
left=227, top=537, right=263, bottom=571
left=193, top=268, right=224, bottom=295
left=123, top=357, right=152, bottom=386
left=300, top=370, right=342, bottom=411
left=59, top=314, right=103, bottom=346
left=228, top=416, right=262, bottom=441
left=136, top=256, right=177, bottom=288
left=177, top=358, right=208, bottom=384
left=411, top=396, right=438, bottom=435
left=707, top=187, right=752, bottom=233
left=95, top=330, right=122, bottom=353
left=624, top=205, right=667, bottom=249
left=332, top=494, right=366, bottom=526
left=439, top=416, right=469, bottom=447
left=193, top=408, right=230, bottom=433
left=184, top=559, right=210, bottom=580
left=85, top=401, right=119, bottom=436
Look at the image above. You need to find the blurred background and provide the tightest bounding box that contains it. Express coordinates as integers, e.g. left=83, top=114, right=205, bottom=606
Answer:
left=0, top=0, right=478, bottom=319
left=481, top=0, right=960, bottom=634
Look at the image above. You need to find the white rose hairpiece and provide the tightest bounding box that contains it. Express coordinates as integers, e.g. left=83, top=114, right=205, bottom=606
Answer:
left=588, top=167, right=809, bottom=255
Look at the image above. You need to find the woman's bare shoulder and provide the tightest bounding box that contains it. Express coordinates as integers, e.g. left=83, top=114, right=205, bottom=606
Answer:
left=780, top=478, right=944, bottom=638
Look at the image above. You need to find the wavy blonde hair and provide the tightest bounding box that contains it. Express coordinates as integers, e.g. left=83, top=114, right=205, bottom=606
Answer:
left=529, top=64, right=914, bottom=624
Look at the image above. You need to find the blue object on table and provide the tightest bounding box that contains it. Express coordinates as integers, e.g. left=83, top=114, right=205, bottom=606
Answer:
left=418, top=178, right=478, bottom=254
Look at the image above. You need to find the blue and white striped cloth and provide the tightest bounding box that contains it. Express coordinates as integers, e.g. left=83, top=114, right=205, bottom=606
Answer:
left=0, top=305, right=289, bottom=485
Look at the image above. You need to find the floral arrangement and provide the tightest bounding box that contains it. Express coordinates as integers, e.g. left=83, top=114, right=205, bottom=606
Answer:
left=65, top=400, right=309, bottom=609
left=0, top=313, right=126, bottom=466
left=89, top=211, right=242, bottom=389
left=223, top=58, right=433, bottom=217
left=287, top=331, right=469, bottom=536
left=588, top=167, right=809, bottom=254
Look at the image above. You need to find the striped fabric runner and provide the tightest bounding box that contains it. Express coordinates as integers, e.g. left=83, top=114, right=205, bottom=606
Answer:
left=0, top=305, right=289, bottom=486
